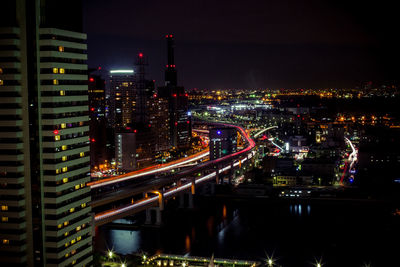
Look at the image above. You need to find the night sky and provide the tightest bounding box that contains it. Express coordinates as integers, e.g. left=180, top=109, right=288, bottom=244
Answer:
left=83, top=0, right=399, bottom=89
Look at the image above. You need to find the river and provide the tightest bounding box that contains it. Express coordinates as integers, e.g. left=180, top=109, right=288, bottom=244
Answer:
left=94, top=197, right=399, bottom=267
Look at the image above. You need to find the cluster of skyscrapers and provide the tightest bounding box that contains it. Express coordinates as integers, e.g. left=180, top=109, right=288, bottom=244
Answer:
left=89, top=34, right=191, bottom=173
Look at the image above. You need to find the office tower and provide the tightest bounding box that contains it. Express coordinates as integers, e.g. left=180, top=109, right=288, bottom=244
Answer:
left=158, top=34, right=191, bottom=150
left=209, top=127, right=237, bottom=160
left=88, top=73, right=108, bottom=170
left=115, top=125, right=155, bottom=172
left=0, top=1, right=92, bottom=266
left=134, top=53, right=154, bottom=124
left=115, top=130, right=136, bottom=172
left=108, top=69, right=135, bottom=129
left=149, top=94, right=171, bottom=156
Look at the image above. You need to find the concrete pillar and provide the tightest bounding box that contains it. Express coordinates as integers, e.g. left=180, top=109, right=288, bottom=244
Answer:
left=158, top=193, right=164, bottom=211
left=179, top=193, right=184, bottom=208
left=211, top=182, right=216, bottom=195
left=155, top=207, right=162, bottom=226
left=187, top=191, right=194, bottom=209
left=145, top=208, right=152, bottom=224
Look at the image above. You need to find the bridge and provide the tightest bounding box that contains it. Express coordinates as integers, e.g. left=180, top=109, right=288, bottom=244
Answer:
left=90, top=122, right=259, bottom=226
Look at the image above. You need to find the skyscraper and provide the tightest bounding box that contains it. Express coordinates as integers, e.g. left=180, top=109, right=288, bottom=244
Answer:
left=108, top=69, right=135, bottom=129
left=89, top=73, right=108, bottom=170
left=0, top=1, right=92, bottom=266
left=158, top=34, right=191, bottom=150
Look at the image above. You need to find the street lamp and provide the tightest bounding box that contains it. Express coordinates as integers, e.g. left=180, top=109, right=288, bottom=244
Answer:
left=107, top=249, right=114, bottom=259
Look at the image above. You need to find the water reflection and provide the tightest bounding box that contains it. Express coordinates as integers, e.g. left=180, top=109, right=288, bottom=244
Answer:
left=222, top=205, right=227, bottom=219
left=289, top=204, right=309, bottom=216
left=185, top=235, right=191, bottom=252
left=109, top=229, right=141, bottom=255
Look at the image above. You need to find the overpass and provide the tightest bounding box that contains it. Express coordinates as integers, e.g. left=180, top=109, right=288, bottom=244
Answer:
left=91, top=122, right=257, bottom=226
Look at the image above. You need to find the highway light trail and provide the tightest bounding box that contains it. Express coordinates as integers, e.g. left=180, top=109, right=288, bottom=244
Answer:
left=340, top=137, right=357, bottom=184
left=253, top=126, right=278, bottom=138
left=89, top=148, right=209, bottom=189
left=94, top=122, right=255, bottom=223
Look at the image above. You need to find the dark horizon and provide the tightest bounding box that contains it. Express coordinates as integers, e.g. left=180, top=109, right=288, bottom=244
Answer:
left=83, top=0, right=399, bottom=89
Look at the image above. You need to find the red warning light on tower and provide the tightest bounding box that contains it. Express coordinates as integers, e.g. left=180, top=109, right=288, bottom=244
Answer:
left=139, top=53, right=143, bottom=58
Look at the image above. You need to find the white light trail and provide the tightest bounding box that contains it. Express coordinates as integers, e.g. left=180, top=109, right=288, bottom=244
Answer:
left=91, top=151, right=209, bottom=189
left=110, top=70, right=134, bottom=74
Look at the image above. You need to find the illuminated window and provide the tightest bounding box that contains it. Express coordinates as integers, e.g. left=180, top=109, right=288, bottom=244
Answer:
left=0, top=68, right=3, bottom=74
left=63, top=221, right=69, bottom=226
left=79, top=152, right=85, bottom=157
left=59, top=90, right=65, bottom=96
left=65, top=243, right=69, bottom=248
left=70, top=239, right=76, bottom=244
left=53, top=68, right=58, bottom=74
left=59, top=68, right=65, bottom=74
left=64, top=231, right=68, bottom=237
left=58, top=224, right=62, bottom=229
left=1, top=216, right=8, bottom=222
left=79, top=121, right=84, bottom=126
left=62, top=167, right=68, bottom=172
left=62, top=145, right=67, bottom=151
left=1, top=205, right=8, bottom=211
left=122, top=82, right=129, bottom=87
left=54, top=135, right=60, bottom=141
left=80, top=183, right=85, bottom=188
left=72, top=260, right=76, bottom=265
left=53, top=79, right=58, bottom=85
left=62, top=156, right=67, bottom=161
left=0, top=80, right=3, bottom=86
left=71, top=249, right=76, bottom=255
left=76, top=236, right=81, bottom=241
left=81, top=203, right=86, bottom=208
left=69, top=208, right=75, bottom=213
left=76, top=226, right=81, bottom=231
left=65, top=253, right=69, bottom=258
left=58, top=46, right=64, bottom=52
left=62, top=177, right=68, bottom=183
left=2, top=239, right=9, bottom=245
left=61, top=123, right=66, bottom=129
left=56, top=169, right=61, bottom=174
left=75, top=185, right=80, bottom=190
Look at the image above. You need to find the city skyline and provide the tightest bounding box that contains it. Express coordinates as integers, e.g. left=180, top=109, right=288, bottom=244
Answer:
left=84, top=0, right=399, bottom=89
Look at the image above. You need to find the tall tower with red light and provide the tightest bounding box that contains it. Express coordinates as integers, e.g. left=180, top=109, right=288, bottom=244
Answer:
left=165, top=34, right=178, bottom=87
left=158, top=34, right=191, bottom=149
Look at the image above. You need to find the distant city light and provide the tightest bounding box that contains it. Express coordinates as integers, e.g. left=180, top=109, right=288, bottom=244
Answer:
left=109, top=70, right=134, bottom=74
left=217, top=130, right=221, bottom=135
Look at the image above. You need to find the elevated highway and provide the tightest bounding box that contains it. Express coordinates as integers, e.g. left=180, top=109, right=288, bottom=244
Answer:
left=91, top=122, right=257, bottom=226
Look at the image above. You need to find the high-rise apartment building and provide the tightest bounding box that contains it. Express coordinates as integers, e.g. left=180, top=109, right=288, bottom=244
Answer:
left=0, top=1, right=92, bottom=266
left=108, top=70, right=135, bottom=129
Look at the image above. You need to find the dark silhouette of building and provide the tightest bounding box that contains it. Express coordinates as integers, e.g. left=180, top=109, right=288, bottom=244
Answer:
left=89, top=72, right=109, bottom=169
left=158, top=34, right=191, bottom=150
left=209, top=127, right=237, bottom=160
